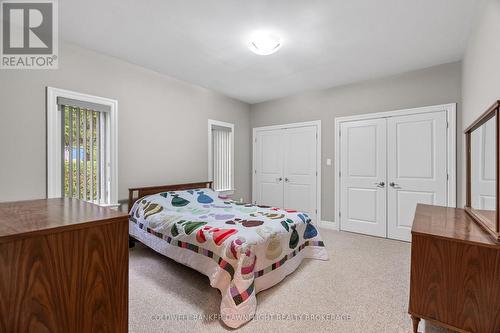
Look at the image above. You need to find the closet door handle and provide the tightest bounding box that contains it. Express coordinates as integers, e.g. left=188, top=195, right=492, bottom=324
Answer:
left=284, top=177, right=289, bottom=182
left=277, top=177, right=283, bottom=182
left=374, top=182, right=385, bottom=188
left=389, top=182, right=401, bottom=188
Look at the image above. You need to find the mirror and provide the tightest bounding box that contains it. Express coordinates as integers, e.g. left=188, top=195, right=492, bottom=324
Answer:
left=465, top=100, right=500, bottom=242
left=470, top=115, right=496, bottom=229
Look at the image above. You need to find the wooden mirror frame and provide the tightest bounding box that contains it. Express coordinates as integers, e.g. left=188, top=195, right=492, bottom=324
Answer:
left=464, top=100, right=500, bottom=242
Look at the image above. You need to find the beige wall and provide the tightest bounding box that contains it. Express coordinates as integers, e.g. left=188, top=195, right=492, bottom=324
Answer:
left=250, top=62, right=462, bottom=222
left=461, top=0, right=500, bottom=205
left=0, top=43, right=252, bottom=203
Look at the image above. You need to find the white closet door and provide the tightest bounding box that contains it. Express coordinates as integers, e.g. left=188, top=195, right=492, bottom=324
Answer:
left=340, top=119, right=387, bottom=237
left=283, top=126, right=318, bottom=222
left=471, top=118, right=496, bottom=210
left=255, top=129, right=284, bottom=208
left=387, top=111, right=448, bottom=241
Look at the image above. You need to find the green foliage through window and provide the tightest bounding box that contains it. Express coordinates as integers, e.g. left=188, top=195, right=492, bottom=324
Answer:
left=63, top=106, right=103, bottom=202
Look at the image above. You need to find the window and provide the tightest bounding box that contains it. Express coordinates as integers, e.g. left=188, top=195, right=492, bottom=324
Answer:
left=47, top=88, right=118, bottom=206
left=208, top=120, right=234, bottom=193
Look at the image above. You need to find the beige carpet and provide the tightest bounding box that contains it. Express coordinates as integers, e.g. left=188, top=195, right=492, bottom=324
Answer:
left=129, top=229, right=452, bottom=333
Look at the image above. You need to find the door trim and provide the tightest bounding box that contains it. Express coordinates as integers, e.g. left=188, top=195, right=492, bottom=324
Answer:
left=252, top=120, right=322, bottom=224
left=334, top=103, right=457, bottom=231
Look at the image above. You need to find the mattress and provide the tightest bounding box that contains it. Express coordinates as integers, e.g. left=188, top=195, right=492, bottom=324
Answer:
left=129, top=188, right=328, bottom=328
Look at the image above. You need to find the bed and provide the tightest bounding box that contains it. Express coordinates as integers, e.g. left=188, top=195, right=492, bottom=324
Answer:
left=128, top=181, right=328, bottom=328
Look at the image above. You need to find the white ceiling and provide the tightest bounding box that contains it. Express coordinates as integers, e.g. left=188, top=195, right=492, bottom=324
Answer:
left=60, top=0, right=483, bottom=104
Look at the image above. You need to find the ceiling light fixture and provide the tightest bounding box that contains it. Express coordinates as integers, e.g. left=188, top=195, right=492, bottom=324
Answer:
left=248, top=30, right=282, bottom=55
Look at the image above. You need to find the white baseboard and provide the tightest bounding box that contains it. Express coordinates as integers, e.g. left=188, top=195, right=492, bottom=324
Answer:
left=319, top=220, right=339, bottom=231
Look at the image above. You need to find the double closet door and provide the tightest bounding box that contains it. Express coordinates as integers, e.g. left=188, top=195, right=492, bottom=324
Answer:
left=340, top=111, right=448, bottom=241
left=253, top=125, right=318, bottom=223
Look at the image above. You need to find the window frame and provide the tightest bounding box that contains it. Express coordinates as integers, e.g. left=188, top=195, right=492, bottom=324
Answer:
left=47, top=87, right=119, bottom=206
left=208, top=119, right=235, bottom=194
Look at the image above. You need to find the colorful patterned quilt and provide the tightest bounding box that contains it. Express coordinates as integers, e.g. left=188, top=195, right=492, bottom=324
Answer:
left=129, top=188, right=328, bottom=328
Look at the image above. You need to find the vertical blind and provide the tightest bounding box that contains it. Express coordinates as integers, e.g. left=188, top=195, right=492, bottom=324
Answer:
left=212, top=126, right=232, bottom=191
left=59, top=100, right=108, bottom=204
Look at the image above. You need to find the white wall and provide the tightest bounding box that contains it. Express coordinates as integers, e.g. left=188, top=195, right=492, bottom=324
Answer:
left=462, top=0, right=500, bottom=126
left=3, top=17, right=492, bottom=214
left=250, top=62, right=462, bottom=222
left=0, top=43, right=252, bottom=203
left=462, top=0, right=500, bottom=206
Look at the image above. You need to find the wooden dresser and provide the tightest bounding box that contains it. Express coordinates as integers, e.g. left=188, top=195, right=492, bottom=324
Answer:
left=409, top=204, right=500, bottom=333
left=0, top=199, right=129, bottom=333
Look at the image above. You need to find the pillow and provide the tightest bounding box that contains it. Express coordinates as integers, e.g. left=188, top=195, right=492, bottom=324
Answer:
left=158, top=188, right=222, bottom=206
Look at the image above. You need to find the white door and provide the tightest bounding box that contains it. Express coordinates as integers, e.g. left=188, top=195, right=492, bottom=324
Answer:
left=471, top=117, right=496, bottom=210
left=340, top=119, right=387, bottom=237
left=387, top=111, right=448, bottom=241
left=283, top=126, right=318, bottom=221
left=254, top=129, right=284, bottom=208
left=254, top=125, right=319, bottom=222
